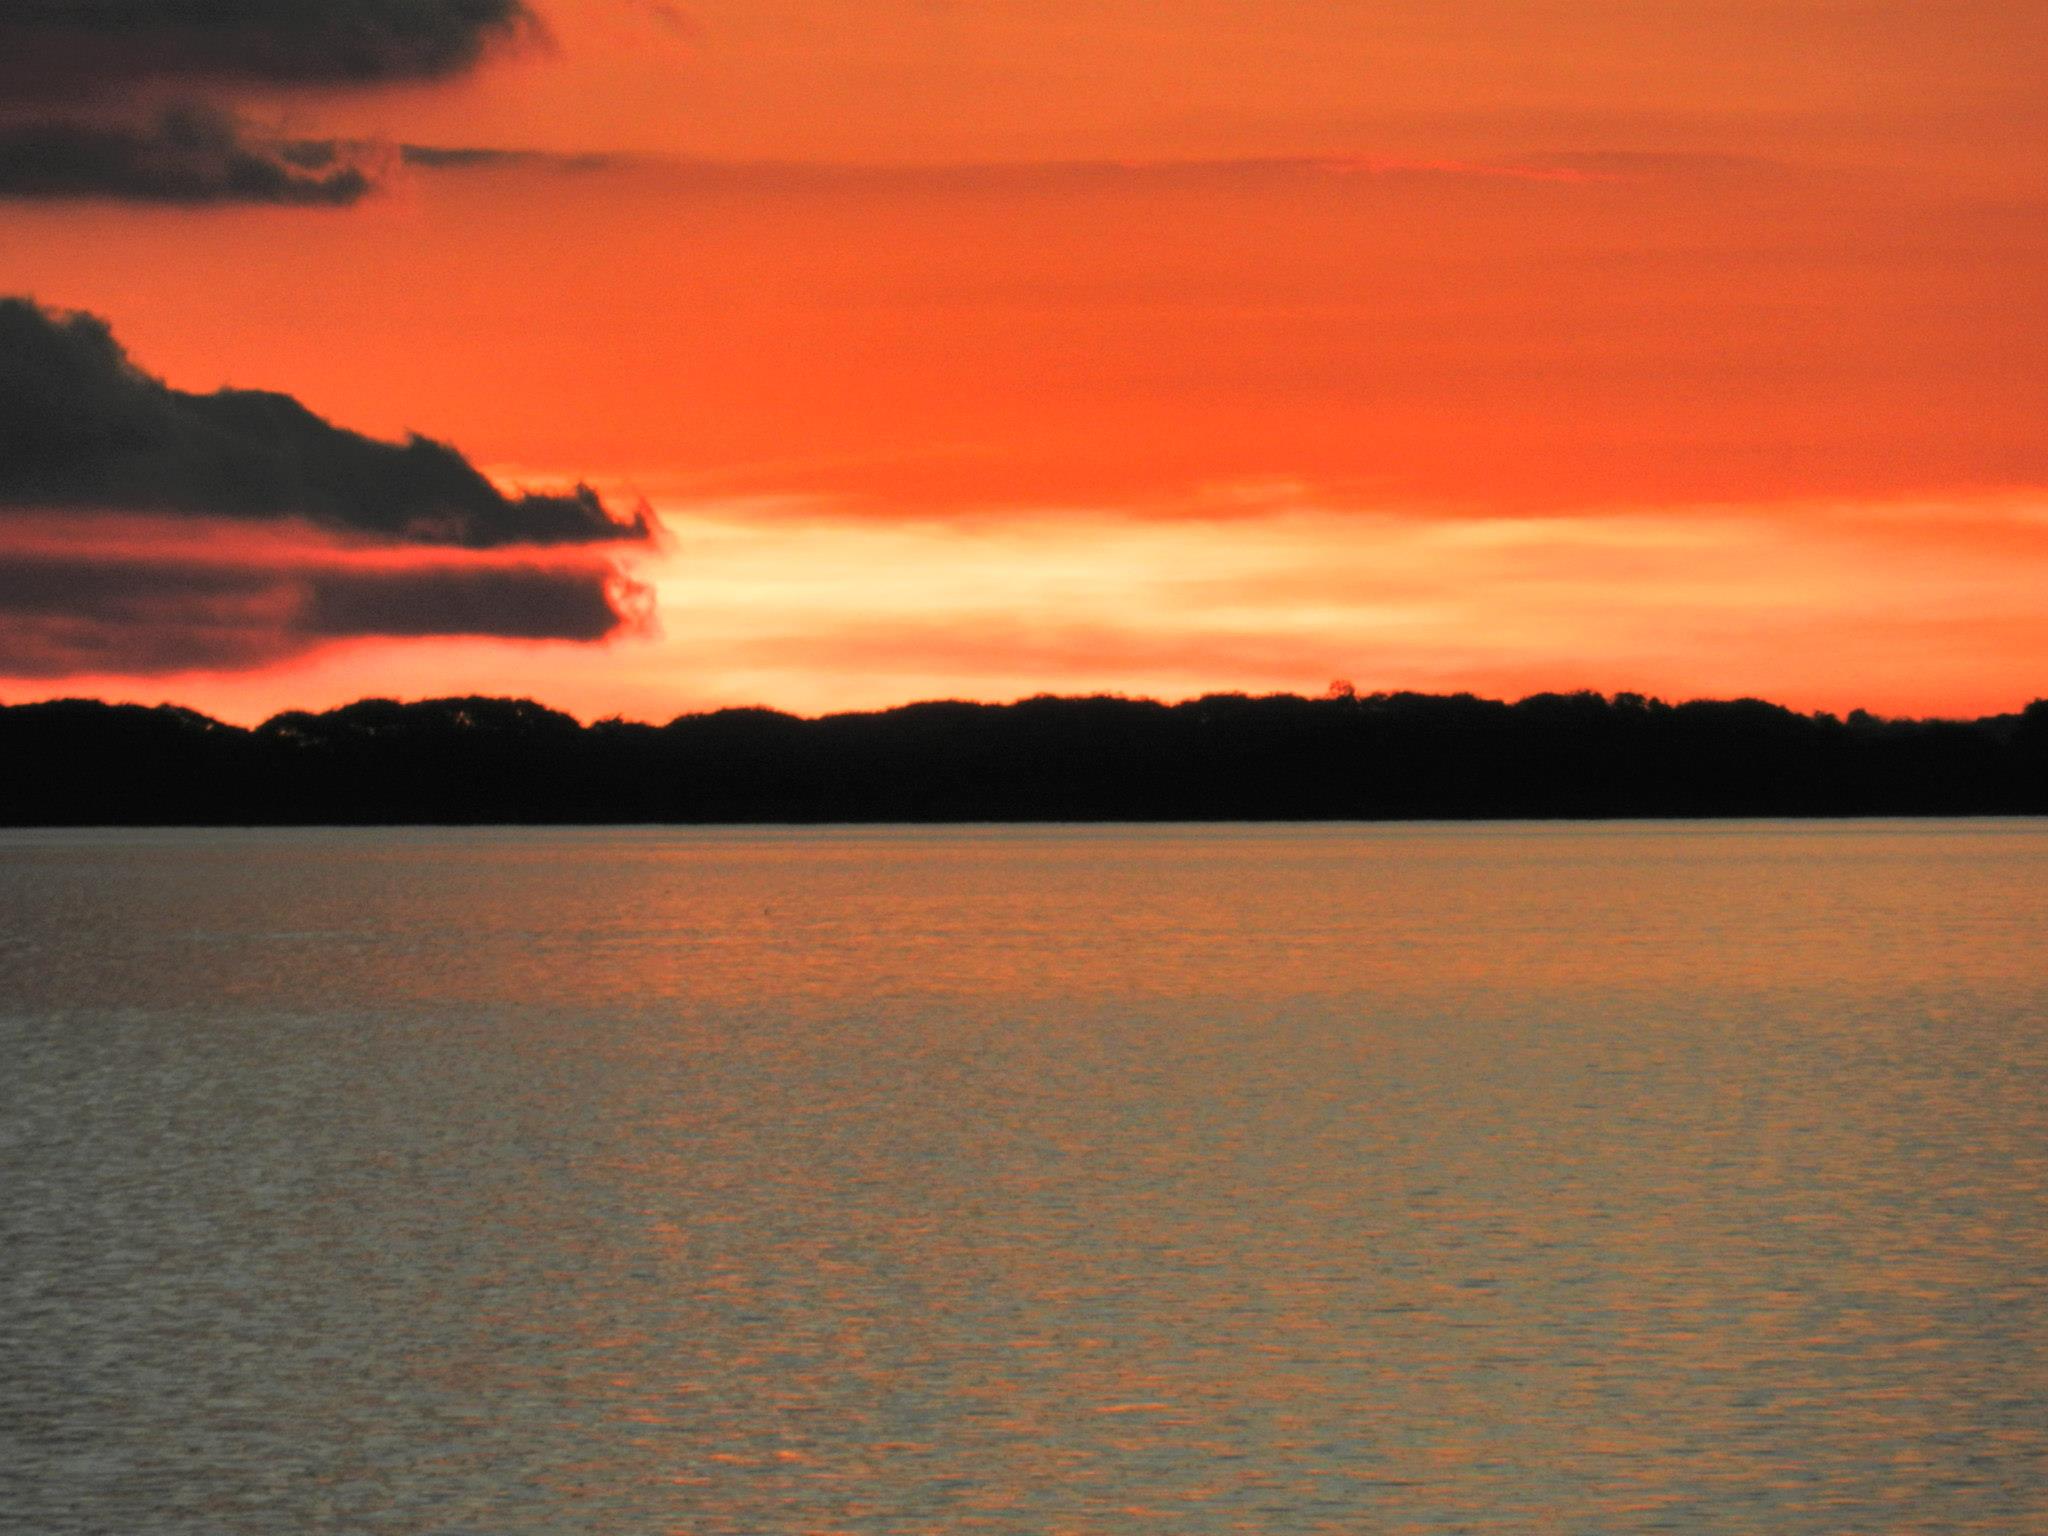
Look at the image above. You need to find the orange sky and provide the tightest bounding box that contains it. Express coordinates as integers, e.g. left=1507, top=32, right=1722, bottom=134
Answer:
left=2, top=0, right=2044, bottom=720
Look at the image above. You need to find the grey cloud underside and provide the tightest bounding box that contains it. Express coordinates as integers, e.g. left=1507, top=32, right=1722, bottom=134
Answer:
left=0, top=107, right=373, bottom=205
left=0, top=298, right=648, bottom=547
left=0, top=553, right=631, bottom=677
left=0, top=0, right=535, bottom=92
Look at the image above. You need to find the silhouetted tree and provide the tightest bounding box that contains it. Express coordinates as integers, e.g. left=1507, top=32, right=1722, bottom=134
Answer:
left=1, top=690, right=2042, bottom=825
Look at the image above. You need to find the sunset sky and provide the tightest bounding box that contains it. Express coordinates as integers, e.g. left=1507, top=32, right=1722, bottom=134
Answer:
left=2, top=0, right=2044, bottom=722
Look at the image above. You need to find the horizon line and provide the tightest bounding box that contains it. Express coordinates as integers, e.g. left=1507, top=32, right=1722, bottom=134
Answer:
left=9, top=684, right=2044, bottom=734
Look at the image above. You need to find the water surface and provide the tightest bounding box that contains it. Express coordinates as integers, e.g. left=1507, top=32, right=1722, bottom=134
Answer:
left=3, top=822, right=2044, bottom=1532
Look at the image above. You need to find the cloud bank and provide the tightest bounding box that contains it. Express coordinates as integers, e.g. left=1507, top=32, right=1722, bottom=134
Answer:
left=0, top=298, right=648, bottom=546
left=0, top=0, right=537, bottom=94
left=0, top=297, right=654, bottom=679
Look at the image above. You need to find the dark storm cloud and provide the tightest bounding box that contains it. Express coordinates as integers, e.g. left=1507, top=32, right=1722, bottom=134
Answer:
left=0, top=551, right=639, bottom=676
left=0, top=105, right=374, bottom=204
left=0, top=0, right=537, bottom=95
left=0, top=298, right=650, bottom=546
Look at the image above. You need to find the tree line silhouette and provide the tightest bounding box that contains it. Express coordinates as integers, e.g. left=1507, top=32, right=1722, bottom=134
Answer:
left=2, top=689, right=2044, bottom=824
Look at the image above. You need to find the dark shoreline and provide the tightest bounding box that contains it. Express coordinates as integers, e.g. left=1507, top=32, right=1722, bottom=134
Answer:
left=5, top=689, right=2044, bottom=826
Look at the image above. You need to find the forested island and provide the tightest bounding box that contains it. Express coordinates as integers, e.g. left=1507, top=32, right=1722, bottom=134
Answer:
left=2, top=689, right=2044, bottom=825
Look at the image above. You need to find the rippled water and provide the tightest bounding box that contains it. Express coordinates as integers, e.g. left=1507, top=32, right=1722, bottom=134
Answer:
left=2, top=822, right=2044, bottom=1533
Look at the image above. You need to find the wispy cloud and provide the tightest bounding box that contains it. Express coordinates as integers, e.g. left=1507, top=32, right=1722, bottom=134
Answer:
left=0, top=543, right=643, bottom=677
left=0, top=105, right=378, bottom=205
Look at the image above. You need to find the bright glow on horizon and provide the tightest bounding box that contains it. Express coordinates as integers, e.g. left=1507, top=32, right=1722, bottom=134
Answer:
left=8, top=493, right=2042, bottom=726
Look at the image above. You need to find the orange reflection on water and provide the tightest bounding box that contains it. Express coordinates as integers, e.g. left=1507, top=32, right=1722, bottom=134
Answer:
left=0, top=822, right=2043, bottom=1531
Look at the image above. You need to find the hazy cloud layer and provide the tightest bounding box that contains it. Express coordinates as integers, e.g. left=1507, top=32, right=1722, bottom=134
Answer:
left=0, top=0, right=536, bottom=94
left=0, top=550, right=638, bottom=676
left=0, top=298, right=649, bottom=546
left=0, top=105, right=375, bottom=204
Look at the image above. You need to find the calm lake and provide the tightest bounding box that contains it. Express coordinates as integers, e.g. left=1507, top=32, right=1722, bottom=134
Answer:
left=3, top=822, right=2044, bottom=1533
